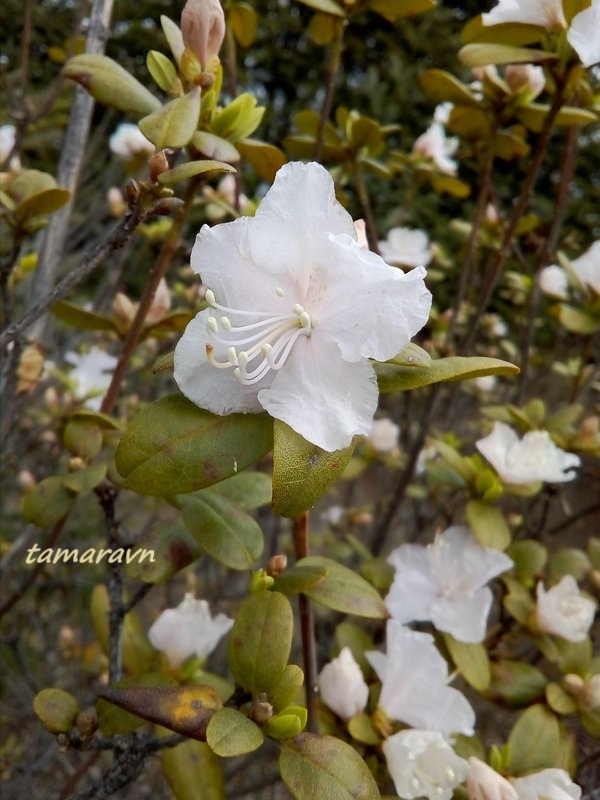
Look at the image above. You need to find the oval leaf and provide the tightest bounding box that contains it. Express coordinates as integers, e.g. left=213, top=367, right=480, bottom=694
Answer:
left=125, top=521, right=202, bottom=584
left=443, top=634, right=491, bottom=692
left=206, top=708, right=264, bottom=756
left=176, top=490, right=264, bottom=570
left=458, top=43, right=558, bottom=67
left=210, top=471, right=272, bottom=509
left=272, top=421, right=355, bottom=517
left=299, top=556, right=387, bottom=618
left=139, top=88, right=201, bottom=149
left=236, top=139, right=288, bottom=182
left=115, top=395, right=273, bottom=496
left=420, top=69, right=479, bottom=107
left=63, top=55, right=161, bottom=115
left=161, top=739, right=225, bottom=800
left=466, top=500, right=511, bottom=550
left=280, top=733, right=381, bottom=800
left=228, top=590, right=293, bottom=693
left=377, top=356, right=519, bottom=394
left=507, top=704, right=562, bottom=775
left=158, top=159, right=236, bottom=185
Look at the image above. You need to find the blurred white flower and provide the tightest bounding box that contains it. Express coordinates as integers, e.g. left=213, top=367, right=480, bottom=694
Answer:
left=434, top=102, right=454, bottom=125
left=0, top=124, right=16, bottom=164
left=569, top=240, right=600, bottom=294
left=511, top=769, right=581, bottom=800
left=322, top=505, right=345, bottom=526
left=107, top=187, right=127, bottom=217
left=536, top=576, right=595, bottom=642
left=505, top=64, right=546, bottom=99
left=383, top=730, right=468, bottom=800
left=413, top=122, right=458, bottom=174
left=485, top=203, right=500, bottom=225
left=378, top=227, right=432, bottom=268
left=467, top=758, right=517, bottom=800
left=109, top=123, right=154, bottom=158
left=366, top=621, right=475, bottom=735
left=482, top=0, right=600, bottom=67
left=148, top=593, right=233, bottom=667
left=386, top=525, right=513, bottom=643
left=475, top=375, right=497, bottom=392
left=174, top=161, right=432, bottom=452
left=476, top=422, right=581, bottom=485
left=181, top=0, right=226, bottom=68
left=65, top=346, right=117, bottom=411
left=581, top=674, right=600, bottom=711
left=318, top=647, right=369, bottom=721
left=539, top=265, right=569, bottom=298
left=145, top=278, right=172, bottom=325
left=416, top=443, right=437, bottom=475
left=368, top=418, right=400, bottom=452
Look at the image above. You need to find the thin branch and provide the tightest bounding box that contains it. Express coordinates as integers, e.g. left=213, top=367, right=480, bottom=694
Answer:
left=293, top=511, right=319, bottom=734
left=315, top=18, right=345, bottom=162
left=353, top=163, right=380, bottom=254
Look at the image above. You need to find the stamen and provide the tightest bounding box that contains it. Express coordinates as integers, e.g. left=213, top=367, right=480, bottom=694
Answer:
left=207, top=316, right=219, bottom=334
left=221, top=316, right=232, bottom=331
left=276, top=286, right=284, bottom=296
left=299, top=310, right=311, bottom=329
left=205, top=344, right=234, bottom=369
left=227, top=347, right=238, bottom=365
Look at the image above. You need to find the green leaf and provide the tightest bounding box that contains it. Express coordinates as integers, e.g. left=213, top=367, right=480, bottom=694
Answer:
left=367, top=0, right=436, bottom=22
left=176, top=490, right=264, bottom=570
left=15, top=188, right=70, bottom=223
left=268, top=665, right=305, bottom=712
left=443, top=634, right=491, bottom=692
left=458, top=43, right=558, bottom=67
left=508, top=705, right=563, bottom=775
left=295, top=0, right=346, bottom=17
left=546, top=683, right=577, bottom=715
left=91, top=585, right=154, bottom=676
left=160, top=15, right=184, bottom=65
left=490, top=660, right=547, bottom=707
left=466, top=500, right=511, bottom=550
left=461, top=17, right=545, bottom=47
left=430, top=173, right=471, bottom=198
left=63, top=462, right=107, bottom=493
left=557, top=304, right=600, bottom=334
left=161, top=739, right=225, bottom=800
left=96, top=674, right=177, bottom=736
left=63, top=54, right=161, bottom=115
left=158, top=159, right=236, bottom=185
left=63, top=420, right=103, bottom=459
left=280, top=733, right=381, bottom=800
left=335, top=622, right=375, bottom=676
left=548, top=548, right=591, bottom=582
left=299, top=556, right=387, bottom=618
left=517, top=105, right=598, bottom=133
left=236, top=139, right=287, bottom=182
left=33, top=688, right=80, bottom=734
left=264, top=706, right=307, bottom=739
left=377, top=356, right=519, bottom=394
left=228, top=590, right=293, bottom=693
left=99, top=685, right=222, bottom=740
left=147, top=50, right=178, bottom=93
left=51, top=300, right=117, bottom=332
left=115, top=395, right=273, bottom=496
left=211, top=94, right=265, bottom=143
left=229, top=3, right=259, bottom=47
left=347, top=714, right=381, bottom=745
left=125, top=521, right=202, bottom=583
left=192, top=131, right=241, bottom=162
left=272, top=421, right=355, bottom=517
left=272, top=564, right=329, bottom=595
left=139, top=88, right=201, bottom=149
left=206, top=708, right=264, bottom=756
left=22, top=476, right=74, bottom=527
left=420, top=69, right=479, bottom=107
left=210, top=471, right=272, bottom=509
left=507, top=539, right=547, bottom=580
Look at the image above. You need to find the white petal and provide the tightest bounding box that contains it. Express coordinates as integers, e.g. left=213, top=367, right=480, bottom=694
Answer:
left=247, top=161, right=356, bottom=278
left=318, top=647, right=369, bottom=720
left=536, top=577, right=596, bottom=642
left=258, top=335, right=378, bottom=451
left=567, top=1, right=600, bottom=67
left=512, top=769, right=581, bottom=800
left=386, top=545, right=439, bottom=624
left=482, top=0, right=566, bottom=28
left=476, top=422, right=519, bottom=478
left=569, top=240, right=600, bottom=293
left=539, top=265, right=569, bottom=298
left=431, top=588, right=493, bottom=643
left=309, top=233, right=431, bottom=363
left=174, top=309, right=265, bottom=414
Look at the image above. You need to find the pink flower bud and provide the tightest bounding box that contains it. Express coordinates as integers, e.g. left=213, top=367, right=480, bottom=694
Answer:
left=181, top=0, right=226, bottom=69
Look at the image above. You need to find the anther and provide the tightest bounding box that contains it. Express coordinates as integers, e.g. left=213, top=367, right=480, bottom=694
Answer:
left=299, top=310, right=311, bottom=329
left=238, top=352, right=249, bottom=369
left=207, top=316, right=219, bottom=334
left=221, top=316, right=232, bottom=331
left=205, top=289, right=216, bottom=306
left=293, top=303, right=304, bottom=316
left=275, top=287, right=284, bottom=297
left=227, top=347, right=238, bottom=365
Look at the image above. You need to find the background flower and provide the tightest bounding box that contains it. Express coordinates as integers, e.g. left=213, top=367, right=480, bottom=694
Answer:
left=148, top=594, right=233, bottom=667
left=386, top=525, right=513, bottom=643
left=368, top=418, right=400, bottom=452
left=476, top=422, right=580, bottom=484
left=318, top=647, right=368, bottom=721
left=536, top=576, right=596, bottom=642
left=412, top=122, right=458, bottom=174
left=109, top=123, right=154, bottom=158
left=467, top=758, right=517, bottom=800
left=378, top=227, right=432, bottom=268
left=512, top=769, right=581, bottom=800
left=65, top=347, right=117, bottom=411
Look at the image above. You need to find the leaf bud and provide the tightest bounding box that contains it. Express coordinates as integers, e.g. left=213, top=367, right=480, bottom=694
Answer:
left=267, top=554, right=287, bottom=577
left=149, top=149, right=171, bottom=182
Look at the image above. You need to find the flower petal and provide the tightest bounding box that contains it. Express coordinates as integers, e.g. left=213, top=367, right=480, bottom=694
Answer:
left=482, top=0, right=566, bottom=29
left=246, top=161, right=356, bottom=279
left=258, top=336, right=378, bottom=451
left=386, top=545, right=439, bottom=624
left=431, top=588, right=493, bottom=643
left=476, top=422, right=518, bottom=477
left=309, top=233, right=431, bottom=362
left=174, top=309, right=265, bottom=414
left=567, top=1, right=600, bottom=67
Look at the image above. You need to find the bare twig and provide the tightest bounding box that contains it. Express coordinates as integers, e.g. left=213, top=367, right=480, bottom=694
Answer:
left=353, top=163, right=380, bottom=254
left=315, top=18, right=345, bottom=162
left=293, top=511, right=319, bottom=733
left=95, top=485, right=124, bottom=683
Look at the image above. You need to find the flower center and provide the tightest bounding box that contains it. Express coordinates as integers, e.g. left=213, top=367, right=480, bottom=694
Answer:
left=203, top=288, right=313, bottom=385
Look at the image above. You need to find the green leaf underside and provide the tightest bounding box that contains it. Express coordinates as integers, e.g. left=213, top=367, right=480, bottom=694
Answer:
left=206, top=708, right=264, bottom=756
left=280, top=733, right=381, bottom=800
left=115, top=395, right=273, bottom=496
left=377, top=355, right=519, bottom=394
left=298, top=557, right=387, bottom=618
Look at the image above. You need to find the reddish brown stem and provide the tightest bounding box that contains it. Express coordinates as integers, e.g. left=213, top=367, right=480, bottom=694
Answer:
left=293, top=511, right=319, bottom=733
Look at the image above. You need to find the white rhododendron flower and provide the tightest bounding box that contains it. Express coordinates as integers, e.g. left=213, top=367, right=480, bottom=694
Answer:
left=467, top=758, right=517, bottom=800
left=483, top=0, right=600, bottom=68
left=318, top=647, right=369, bottom=721
left=413, top=122, right=459, bottom=174
left=174, top=162, right=432, bottom=451
left=109, top=123, right=154, bottom=158
left=378, top=227, right=432, bottom=268
left=65, top=347, right=118, bottom=411
left=353, top=219, right=369, bottom=249
left=476, top=422, right=580, bottom=484
left=386, top=526, right=513, bottom=643
left=504, top=64, right=546, bottom=98
left=475, top=375, right=497, bottom=392
left=536, top=576, right=596, bottom=642
left=568, top=240, right=600, bottom=294
left=539, top=264, right=569, bottom=298
left=368, top=418, right=400, bottom=452
left=0, top=124, right=16, bottom=164
left=511, top=769, right=581, bottom=800
left=383, top=730, right=468, bottom=800
left=366, top=621, right=475, bottom=735
left=148, top=593, right=233, bottom=667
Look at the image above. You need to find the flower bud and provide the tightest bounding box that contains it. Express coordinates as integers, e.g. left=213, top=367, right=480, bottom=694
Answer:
left=76, top=707, right=98, bottom=740
left=318, top=647, right=368, bottom=721
left=267, top=554, right=288, bottom=577
left=467, top=757, right=517, bottom=800
left=505, top=64, right=545, bottom=98
left=149, top=150, right=170, bottom=182
left=581, top=674, right=600, bottom=711
left=107, top=187, right=126, bottom=217
left=181, top=0, right=226, bottom=70
left=536, top=576, right=596, bottom=642
left=562, top=673, right=585, bottom=694
left=146, top=278, right=172, bottom=325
